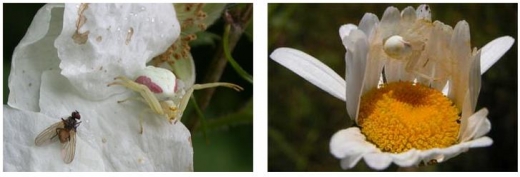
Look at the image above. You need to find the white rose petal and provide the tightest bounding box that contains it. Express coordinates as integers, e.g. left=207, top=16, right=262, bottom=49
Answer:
left=8, top=4, right=64, bottom=112
left=55, top=3, right=181, bottom=100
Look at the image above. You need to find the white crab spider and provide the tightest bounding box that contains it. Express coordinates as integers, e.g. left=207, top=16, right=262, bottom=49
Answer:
left=382, top=5, right=431, bottom=60
left=383, top=35, right=412, bottom=60
left=381, top=5, right=438, bottom=81
left=383, top=35, right=437, bottom=81
left=108, top=66, right=243, bottom=134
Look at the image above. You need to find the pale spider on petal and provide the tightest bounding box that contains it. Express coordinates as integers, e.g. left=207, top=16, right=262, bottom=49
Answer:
left=108, top=66, right=243, bottom=134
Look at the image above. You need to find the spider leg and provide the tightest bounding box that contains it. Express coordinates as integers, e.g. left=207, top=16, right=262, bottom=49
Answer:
left=108, top=76, right=164, bottom=115
left=116, top=96, right=146, bottom=104
left=138, top=109, right=154, bottom=134
left=192, top=82, right=244, bottom=91
left=175, top=82, right=244, bottom=122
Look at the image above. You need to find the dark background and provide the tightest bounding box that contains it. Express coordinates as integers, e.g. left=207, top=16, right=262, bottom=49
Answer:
left=268, top=3, right=517, bottom=171
left=3, top=3, right=253, bottom=171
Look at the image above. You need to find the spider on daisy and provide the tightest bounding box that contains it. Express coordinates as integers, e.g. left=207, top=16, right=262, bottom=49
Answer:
left=270, top=4, right=515, bottom=170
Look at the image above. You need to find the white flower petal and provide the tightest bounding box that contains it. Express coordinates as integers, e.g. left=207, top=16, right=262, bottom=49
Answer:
left=415, top=4, right=431, bottom=21
left=384, top=59, right=410, bottom=83
left=362, top=55, right=385, bottom=98
left=480, top=36, right=515, bottom=74
left=55, top=4, right=181, bottom=100
left=467, top=136, right=493, bottom=148
left=3, top=105, right=106, bottom=171
left=330, top=128, right=376, bottom=158
left=389, top=149, right=420, bottom=167
left=459, top=50, right=482, bottom=139
left=400, top=6, right=416, bottom=26
left=448, top=20, right=472, bottom=110
left=428, top=21, right=453, bottom=91
left=340, top=154, right=365, bottom=169
left=357, top=13, right=379, bottom=38
left=416, top=136, right=492, bottom=165
left=330, top=126, right=494, bottom=170
left=461, top=108, right=491, bottom=142
left=270, top=47, right=346, bottom=101
left=4, top=70, right=193, bottom=171
left=339, top=24, right=357, bottom=47
left=379, top=6, right=401, bottom=38
left=420, top=146, right=461, bottom=163
left=7, top=4, right=64, bottom=112
left=363, top=153, right=393, bottom=170
left=329, top=128, right=378, bottom=169
left=344, top=30, right=369, bottom=121
left=469, top=50, right=482, bottom=110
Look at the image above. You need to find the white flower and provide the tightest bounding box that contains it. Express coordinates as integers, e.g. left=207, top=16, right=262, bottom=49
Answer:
left=4, top=4, right=193, bottom=171
left=270, top=5, right=514, bottom=170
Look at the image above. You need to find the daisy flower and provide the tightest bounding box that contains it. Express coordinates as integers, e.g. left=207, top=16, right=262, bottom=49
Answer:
left=270, top=4, right=514, bottom=170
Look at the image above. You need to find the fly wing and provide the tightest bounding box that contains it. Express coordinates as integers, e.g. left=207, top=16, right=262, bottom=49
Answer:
left=61, top=130, right=76, bottom=164
left=34, top=121, right=64, bottom=146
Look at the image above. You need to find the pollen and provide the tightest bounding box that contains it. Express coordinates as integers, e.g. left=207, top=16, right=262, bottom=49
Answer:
left=358, top=81, right=460, bottom=153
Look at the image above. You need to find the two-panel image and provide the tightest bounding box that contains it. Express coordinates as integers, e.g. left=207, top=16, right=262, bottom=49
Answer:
left=2, top=3, right=518, bottom=172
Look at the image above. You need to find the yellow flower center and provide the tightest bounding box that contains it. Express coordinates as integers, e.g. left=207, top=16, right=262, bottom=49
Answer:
left=358, top=81, right=460, bottom=153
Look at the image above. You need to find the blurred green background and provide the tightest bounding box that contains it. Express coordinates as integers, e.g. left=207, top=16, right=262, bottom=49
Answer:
left=268, top=4, right=517, bottom=171
left=3, top=3, right=253, bottom=171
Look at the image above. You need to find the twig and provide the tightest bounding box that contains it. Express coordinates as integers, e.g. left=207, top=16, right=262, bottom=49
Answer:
left=188, top=4, right=252, bottom=131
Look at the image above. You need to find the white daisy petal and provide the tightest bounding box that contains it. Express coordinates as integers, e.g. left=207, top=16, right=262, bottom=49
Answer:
left=330, top=128, right=377, bottom=158
left=459, top=91, right=473, bottom=140
left=420, top=148, right=450, bottom=163
left=389, top=149, right=420, bottom=167
left=363, top=153, right=393, bottom=170
left=469, top=50, right=482, bottom=111
left=480, top=36, right=515, bottom=74
left=339, top=24, right=357, bottom=47
left=344, top=30, right=369, bottom=121
left=415, top=4, right=431, bottom=21
left=400, top=6, right=416, bottom=26
left=379, top=6, right=401, bottom=38
left=384, top=58, right=409, bottom=83
left=437, top=148, right=462, bottom=163
left=428, top=21, right=453, bottom=91
left=340, top=154, right=365, bottom=169
left=448, top=20, right=472, bottom=109
left=459, top=50, right=483, bottom=139
left=270, top=48, right=346, bottom=101
left=330, top=128, right=379, bottom=169
left=357, top=13, right=379, bottom=38
left=461, top=108, right=491, bottom=141
left=467, top=136, right=493, bottom=148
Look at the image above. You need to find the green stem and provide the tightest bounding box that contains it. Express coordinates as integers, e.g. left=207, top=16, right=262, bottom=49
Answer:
left=190, top=95, right=208, bottom=144
left=191, top=4, right=252, bottom=131
left=223, top=24, right=253, bottom=83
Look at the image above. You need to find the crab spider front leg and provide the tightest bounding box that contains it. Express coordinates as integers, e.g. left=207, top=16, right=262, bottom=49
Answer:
left=174, top=83, right=244, bottom=123
left=108, top=76, right=165, bottom=116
